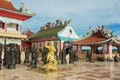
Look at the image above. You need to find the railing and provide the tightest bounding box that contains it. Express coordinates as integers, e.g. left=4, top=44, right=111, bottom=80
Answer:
left=0, top=29, right=21, bottom=34
left=0, top=29, right=26, bottom=38
left=7, top=30, right=21, bottom=34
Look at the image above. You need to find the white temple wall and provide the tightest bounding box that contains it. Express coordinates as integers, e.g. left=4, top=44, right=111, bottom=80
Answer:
left=7, top=23, right=17, bottom=31
left=58, top=25, right=79, bottom=41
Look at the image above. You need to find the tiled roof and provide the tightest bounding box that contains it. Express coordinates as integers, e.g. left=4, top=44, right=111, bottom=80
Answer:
left=30, top=25, right=65, bottom=39
left=117, top=40, right=120, bottom=46
left=72, top=30, right=108, bottom=45
left=0, top=0, right=18, bottom=11
left=26, top=31, right=34, bottom=38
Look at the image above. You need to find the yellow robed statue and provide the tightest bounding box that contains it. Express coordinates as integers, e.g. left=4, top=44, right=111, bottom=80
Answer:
left=43, top=41, right=57, bottom=72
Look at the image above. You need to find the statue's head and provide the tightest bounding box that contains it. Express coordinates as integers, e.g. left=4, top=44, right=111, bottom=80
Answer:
left=49, top=41, right=54, bottom=46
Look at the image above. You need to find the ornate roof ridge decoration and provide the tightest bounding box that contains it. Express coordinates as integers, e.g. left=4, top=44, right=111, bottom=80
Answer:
left=81, top=25, right=119, bottom=39
left=29, top=18, right=72, bottom=40
left=29, top=25, right=65, bottom=39
left=40, top=18, right=72, bottom=31
left=73, top=37, right=120, bottom=45
left=18, top=3, right=36, bottom=16
left=72, top=25, right=120, bottom=45
left=0, top=0, right=36, bottom=20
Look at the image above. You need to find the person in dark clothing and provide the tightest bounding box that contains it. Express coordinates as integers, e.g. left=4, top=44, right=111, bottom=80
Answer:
left=114, top=54, right=119, bottom=62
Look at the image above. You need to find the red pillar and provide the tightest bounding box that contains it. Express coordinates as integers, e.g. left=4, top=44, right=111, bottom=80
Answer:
left=78, top=45, right=82, bottom=54
left=4, top=22, right=7, bottom=32
left=76, top=45, right=78, bottom=52
left=59, top=40, right=61, bottom=52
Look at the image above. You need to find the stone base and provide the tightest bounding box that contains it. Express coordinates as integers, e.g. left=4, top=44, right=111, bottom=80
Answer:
left=8, top=64, right=15, bottom=69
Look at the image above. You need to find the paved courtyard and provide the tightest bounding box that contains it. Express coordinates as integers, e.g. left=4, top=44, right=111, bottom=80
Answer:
left=0, top=60, right=120, bottom=80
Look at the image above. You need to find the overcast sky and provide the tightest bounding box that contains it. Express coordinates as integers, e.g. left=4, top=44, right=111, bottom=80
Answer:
left=11, top=0, right=120, bottom=35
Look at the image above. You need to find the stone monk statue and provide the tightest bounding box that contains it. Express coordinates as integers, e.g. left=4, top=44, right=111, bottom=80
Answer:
left=30, top=45, right=38, bottom=67
left=0, top=45, right=2, bottom=70
left=7, top=45, right=16, bottom=69
left=24, top=46, right=30, bottom=65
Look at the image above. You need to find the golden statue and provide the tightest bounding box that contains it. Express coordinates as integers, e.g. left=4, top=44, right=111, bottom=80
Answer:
left=43, top=41, right=57, bottom=72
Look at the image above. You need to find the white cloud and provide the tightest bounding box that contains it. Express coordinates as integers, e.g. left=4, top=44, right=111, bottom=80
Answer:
left=12, top=0, right=117, bottom=16
left=11, top=0, right=120, bottom=35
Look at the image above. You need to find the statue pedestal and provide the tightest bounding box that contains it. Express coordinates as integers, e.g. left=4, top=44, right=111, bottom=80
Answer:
left=0, top=63, right=1, bottom=70
left=8, top=64, right=15, bottom=69
left=0, top=58, right=2, bottom=70
left=66, top=54, right=69, bottom=64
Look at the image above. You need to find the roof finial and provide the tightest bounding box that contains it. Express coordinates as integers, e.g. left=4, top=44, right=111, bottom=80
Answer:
left=19, top=3, right=24, bottom=12
left=101, top=25, right=104, bottom=32
left=98, top=25, right=101, bottom=30
left=55, top=19, right=62, bottom=27
left=27, top=26, right=30, bottom=31
left=68, top=18, right=72, bottom=23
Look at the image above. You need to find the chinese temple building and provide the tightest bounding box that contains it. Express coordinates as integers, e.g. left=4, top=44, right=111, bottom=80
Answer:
left=22, top=27, right=34, bottom=51
left=29, top=19, right=80, bottom=53
left=72, top=25, right=120, bottom=59
left=0, top=0, right=35, bottom=46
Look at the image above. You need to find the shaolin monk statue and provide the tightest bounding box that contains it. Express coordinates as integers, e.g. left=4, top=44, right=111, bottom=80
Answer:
left=43, top=41, right=57, bottom=72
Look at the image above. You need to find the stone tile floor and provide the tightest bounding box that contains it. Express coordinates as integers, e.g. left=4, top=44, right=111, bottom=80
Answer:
left=0, top=61, right=120, bottom=80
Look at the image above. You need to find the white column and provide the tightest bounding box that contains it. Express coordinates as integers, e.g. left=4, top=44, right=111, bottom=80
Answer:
left=78, top=45, right=82, bottom=53
left=108, top=44, right=112, bottom=58
left=20, top=24, right=22, bottom=34
left=103, top=44, right=107, bottom=54
left=61, top=41, right=64, bottom=51
left=20, top=42, right=22, bottom=52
